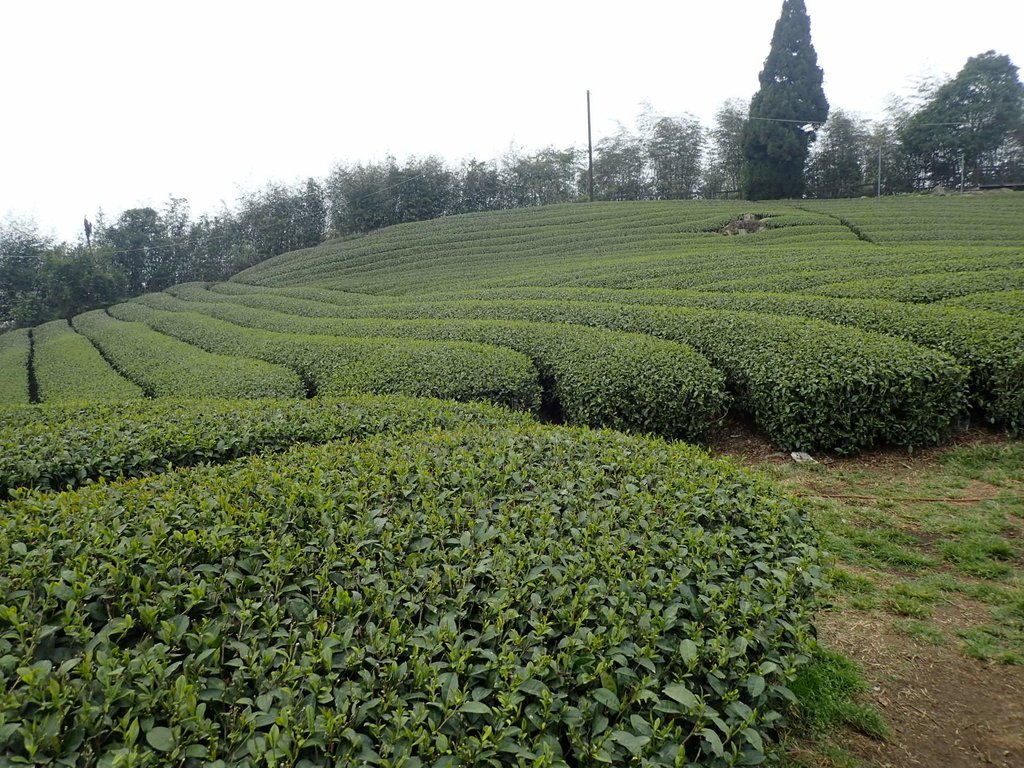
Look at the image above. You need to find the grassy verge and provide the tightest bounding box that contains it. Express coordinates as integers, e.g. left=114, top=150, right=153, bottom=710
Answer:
left=746, top=434, right=1024, bottom=766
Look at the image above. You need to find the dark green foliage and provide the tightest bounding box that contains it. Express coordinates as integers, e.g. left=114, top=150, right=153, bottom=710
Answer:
left=70, top=310, right=304, bottom=400
left=31, top=320, right=144, bottom=403
left=119, top=293, right=729, bottom=443
left=105, top=207, right=166, bottom=295
left=0, top=421, right=824, bottom=766
left=0, top=220, right=123, bottom=329
left=0, top=329, right=31, bottom=405
left=901, top=51, right=1024, bottom=189
left=0, top=395, right=532, bottom=496
left=741, top=0, right=828, bottom=200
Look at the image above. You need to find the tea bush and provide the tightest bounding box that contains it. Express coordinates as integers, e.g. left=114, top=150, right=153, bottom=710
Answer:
left=0, top=423, right=823, bottom=766
left=109, top=303, right=544, bottom=413
left=168, top=291, right=965, bottom=453
left=436, top=288, right=1023, bottom=436
left=115, top=298, right=728, bottom=442
left=71, top=311, right=304, bottom=400
left=32, top=319, right=144, bottom=403
left=0, top=395, right=533, bottom=496
left=0, top=329, right=31, bottom=405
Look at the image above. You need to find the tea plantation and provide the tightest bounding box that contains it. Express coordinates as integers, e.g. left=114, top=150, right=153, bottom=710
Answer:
left=1, top=194, right=1022, bottom=765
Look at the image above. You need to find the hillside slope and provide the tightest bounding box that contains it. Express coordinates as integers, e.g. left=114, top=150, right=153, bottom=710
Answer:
left=5, top=195, right=1024, bottom=450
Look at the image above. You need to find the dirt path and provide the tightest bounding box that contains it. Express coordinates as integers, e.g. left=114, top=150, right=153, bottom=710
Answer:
left=819, top=607, right=1024, bottom=768
left=712, top=425, right=1024, bottom=767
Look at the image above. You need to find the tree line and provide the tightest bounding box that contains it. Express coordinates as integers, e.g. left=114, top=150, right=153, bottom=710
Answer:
left=2, top=45, right=1022, bottom=329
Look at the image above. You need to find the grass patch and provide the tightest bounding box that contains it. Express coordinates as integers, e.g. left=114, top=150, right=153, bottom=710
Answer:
left=940, top=443, right=1024, bottom=483
left=892, top=619, right=946, bottom=646
left=938, top=532, right=1016, bottom=578
left=959, top=594, right=1024, bottom=664
left=787, top=644, right=888, bottom=740
left=770, top=436, right=1024, bottom=678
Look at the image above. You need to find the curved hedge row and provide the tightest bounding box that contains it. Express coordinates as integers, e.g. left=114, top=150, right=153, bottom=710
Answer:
left=118, top=296, right=729, bottom=442
left=415, top=287, right=1024, bottom=436
left=70, top=310, right=304, bottom=400
left=813, top=267, right=1024, bottom=303
left=231, top=202, right=761, bottom=290
left=0, top=395, right=533, bottom=496
left=109, top=303, right=543, bottom=414
left=0, top=422, right=823, bottom=766
left=416, top=300, right=969, bottom=453
left=941, top=289, right=1024, bottom=319
left=153, top=290, right=966, bottom=453
left=0, top=329, right=31, bottom=405
left=32, top=319, right=144, bottom=403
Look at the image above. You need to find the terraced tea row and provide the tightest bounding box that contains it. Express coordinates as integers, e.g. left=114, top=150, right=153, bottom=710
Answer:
left=650, top=256, right=1024, bottom=297
left=941, top=289, right=1024, bottom=318
left=31, top=319, right=144, bottom=403
left=137, top=288, right=969, bottom=453
left=0, top=329, right=31, bottom=405
left=233, top=199, right=1024, bottom=300
left=71, top=310, right=305, bottom=400
left=0, top=414, right=823, bottom=766
left=235, top=202, right=759, bottom=289
left=110, top=302, right=544, bottom=413
left=406, top=286, right=1024, bottom=433
left=801, top=195, right=1024, bottom=244
left=114, top=298, right=727, bottom=442
left=0, top=395, right=533, bottom=496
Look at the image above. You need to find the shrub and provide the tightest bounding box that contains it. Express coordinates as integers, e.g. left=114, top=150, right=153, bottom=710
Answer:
left=0, top=422, right=823, bottom=766
left=71, top=310, right=304, bottom=399
left=32, top=319, right=143, bottom=403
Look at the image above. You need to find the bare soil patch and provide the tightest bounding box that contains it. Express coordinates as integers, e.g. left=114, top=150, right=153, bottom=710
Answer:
left=817, top=608, right=1024, bottom=768
left=708, top=422, right=1012, bottom=476
left=712, top=422, right=1024, bottom=767
left=719, top=213, right=766, bottom=235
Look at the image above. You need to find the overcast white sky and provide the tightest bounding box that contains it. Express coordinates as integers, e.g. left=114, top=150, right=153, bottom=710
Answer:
left=3, top=0, right=1022, bottom=241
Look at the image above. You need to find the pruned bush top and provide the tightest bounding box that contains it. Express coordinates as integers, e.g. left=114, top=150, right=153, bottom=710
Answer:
left=1, top=423, right=823, bottom=766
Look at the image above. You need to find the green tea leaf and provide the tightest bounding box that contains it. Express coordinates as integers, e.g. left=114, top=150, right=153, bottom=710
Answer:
left=663, top=683, right=698, bottom=708
left=146, top=727, right=175, bottom=752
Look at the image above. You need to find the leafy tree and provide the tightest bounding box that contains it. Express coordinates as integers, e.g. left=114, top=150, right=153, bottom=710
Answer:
left=901, top=51, right=1024, bottom=188
left=292, top=178, right=328, bottom=249
left=741, top=0, right=828, bottom=200
left=100, top=207, right=166, bottom=295
left=593, top=129, right=648, bottom=201
left=642, top=112, right=705, bottom=199
left=37, top=246, right=124, bottom=319
left=326, top=160, right=397, bottom=235
left=499, top=146, right=582, bottom=207
left=1, top=218, right=127, bottom=327
left=0, top=217, right=49, bottom=326
left=458, top=159, right=502, bottom=213
left=869, top=97, right=921, bottom=195
left=805, top=109, right=872, bottom=198
left=703, top=99, right=747, bottom=198
left=235, top=179, right=328, bottom=261
left=390, top=156, right=456, bottom=223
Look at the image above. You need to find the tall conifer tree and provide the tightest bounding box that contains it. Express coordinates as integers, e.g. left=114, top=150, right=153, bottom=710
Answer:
left=741, top=0, right=828, bottom=200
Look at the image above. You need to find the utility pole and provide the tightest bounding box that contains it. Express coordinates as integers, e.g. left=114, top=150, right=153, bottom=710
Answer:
left=959, top=149, right=965, bottom=193
left=587, top=90, right=594, bottom=202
